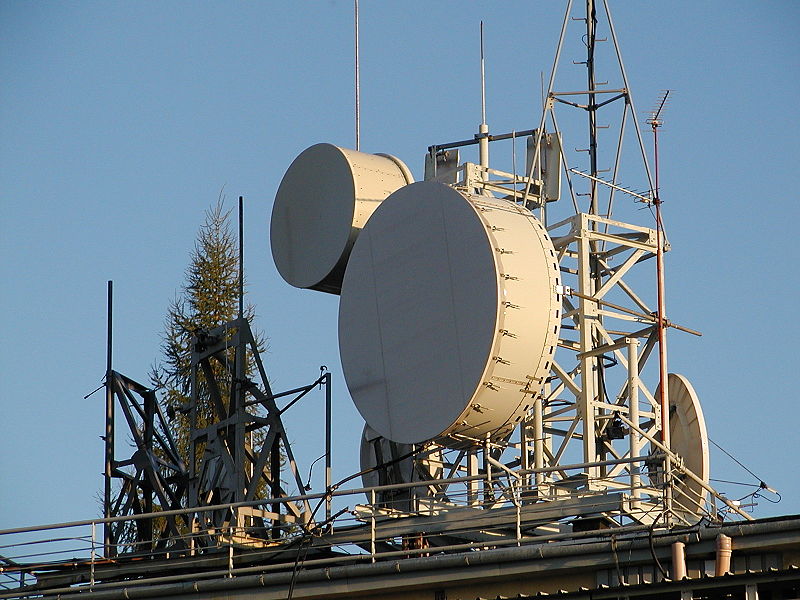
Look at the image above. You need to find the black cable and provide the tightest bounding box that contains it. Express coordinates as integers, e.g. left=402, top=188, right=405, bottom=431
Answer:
left=709, top=438, right=761, bottom=481
left=754, top=490, right=782, bottom=504
left=304, top=454, right=326, bottom=491
left=709, top=477, right=762, bottom=487
left=286, top=534, right=312, bottom=600
left=610, top=534, right=623, bottom=586
left=286, top=446, right=419, bottom=600
left=709, top=437, right=777, bottom=499
left=648, top=522, right=668, bottom=580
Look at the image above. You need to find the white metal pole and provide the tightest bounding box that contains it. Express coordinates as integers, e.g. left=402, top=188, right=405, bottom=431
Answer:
left=478, top=21, right=489, bottom=171
left=533, top=396, right=544, bottom=487
left=369, top=489, right=376, bottom=562
left=354, top=0, right=360, bottom=151
left=627, top=338, right=641, bottom=503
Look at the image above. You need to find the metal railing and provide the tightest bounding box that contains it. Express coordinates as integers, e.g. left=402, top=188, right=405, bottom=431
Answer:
left=0, top=455, right=736, bottom=599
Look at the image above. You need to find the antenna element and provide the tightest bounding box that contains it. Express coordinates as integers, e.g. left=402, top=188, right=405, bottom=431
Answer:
left=238, top=195, right=244, bottom=321
left=355, top=0, right=361, bottom=150
left=478, top=21, right=489, bottom=169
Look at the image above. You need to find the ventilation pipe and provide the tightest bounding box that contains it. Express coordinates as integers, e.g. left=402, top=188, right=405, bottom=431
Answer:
left=671, top=541, right=686, bottom=580
left=715, top=534, right=732, bottom=576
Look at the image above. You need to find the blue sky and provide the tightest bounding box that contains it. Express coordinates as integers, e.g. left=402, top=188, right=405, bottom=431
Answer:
left=1, top=2, right=798, bottom=531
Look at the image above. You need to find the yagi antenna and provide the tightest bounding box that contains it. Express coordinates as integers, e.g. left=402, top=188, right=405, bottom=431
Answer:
left=647, top=89, right=671, bottom=128
left=569, top=168, right=652, bottom=204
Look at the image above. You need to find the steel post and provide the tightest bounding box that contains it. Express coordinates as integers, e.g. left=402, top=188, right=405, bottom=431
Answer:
left=533, top=395, right=545, bottom=487
left=520, top=412, right=530, bottom=492
left=467, top=449, right=479, bottom=507
left=577, top=221, right=599, bottom=481
left=103, top=281, right=114, bottom=558
left=627, top=338, right=641, bottom=503
left=325, top=372, right=332, bottom=525
left=653, top=121, right=672, bottom=522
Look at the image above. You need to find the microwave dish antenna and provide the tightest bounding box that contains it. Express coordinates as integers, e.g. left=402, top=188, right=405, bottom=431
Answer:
left=270, top=143, right=413, bottom=294
left=339, top=181, right=561, bottom=447
left=654, top=373, right=710, bottom=521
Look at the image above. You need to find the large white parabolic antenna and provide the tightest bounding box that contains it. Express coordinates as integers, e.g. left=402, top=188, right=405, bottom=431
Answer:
left=271, top=143, right=413, bottom=294
left=339, top=181, right=561, bottom=446
left=656, top=373, right=710, bottom=520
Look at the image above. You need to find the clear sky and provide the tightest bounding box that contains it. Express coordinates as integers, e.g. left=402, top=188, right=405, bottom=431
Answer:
left=1, top=2, right=798, bottom=532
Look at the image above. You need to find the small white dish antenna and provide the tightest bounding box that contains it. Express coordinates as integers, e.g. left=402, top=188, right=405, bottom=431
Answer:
left=656, top=373, right=710, bottom=521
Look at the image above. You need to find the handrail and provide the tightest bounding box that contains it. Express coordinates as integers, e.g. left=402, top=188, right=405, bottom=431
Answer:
left=0, top=453, right=745, bottom=598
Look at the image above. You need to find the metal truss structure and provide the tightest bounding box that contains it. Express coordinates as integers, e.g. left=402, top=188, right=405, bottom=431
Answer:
left=366, top=0, right=753, bottom=535
left=104, top=370, right=189, bottom=555
left=186, top=317, right=325, bottom=547
left=104, top=313, right=333, bottom=556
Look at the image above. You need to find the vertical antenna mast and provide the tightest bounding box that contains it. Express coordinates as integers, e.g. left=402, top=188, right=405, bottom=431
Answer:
left=354, top=0, right=361, bottom=151
left=648, top=90, right=672, bottom=521
left=583, top=0, right=604, bottom=482
left=238, top=196, right=244, bottom=321
left=480, top=20, right=486, bottom=127
left=478, top=21, right=489, bottom=169
left=647, top=91, right=671, bottom=454
left=103, top=280, right=114, bottom=558
left=235, top=194, right=247, bottom=501
left=586, top=0, right=599, bottom=215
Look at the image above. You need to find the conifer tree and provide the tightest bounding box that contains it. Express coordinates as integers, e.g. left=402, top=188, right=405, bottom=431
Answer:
left=150, top=197, right=265, bottom=466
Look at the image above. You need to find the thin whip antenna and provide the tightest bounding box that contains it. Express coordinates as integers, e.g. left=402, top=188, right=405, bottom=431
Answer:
left=238, top=195, right=244, bottom=321
left=354, top=0, right=361, bottom=151
left=480, top=21, right=486, bottom=126
left=103, top=280, right=114, bottom=557
left=478, top=21, right=489, bottom=169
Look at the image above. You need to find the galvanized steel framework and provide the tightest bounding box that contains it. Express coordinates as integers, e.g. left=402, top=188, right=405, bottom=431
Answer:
left=416, top=0, right=750, bottom=528
left=101, top=312, right=333, bottom=556
left=518, top=0, right=750, bottom=526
